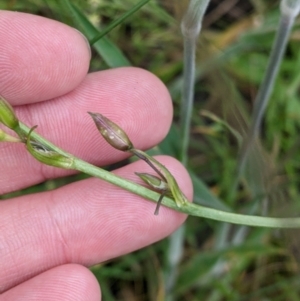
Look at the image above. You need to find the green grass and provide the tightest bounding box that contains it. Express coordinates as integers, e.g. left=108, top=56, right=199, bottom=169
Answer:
left=2, top=0, right=300, bottom=300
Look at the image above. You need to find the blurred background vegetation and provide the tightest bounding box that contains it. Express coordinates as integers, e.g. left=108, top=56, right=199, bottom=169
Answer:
left=2, top=0, right=300, bottom=300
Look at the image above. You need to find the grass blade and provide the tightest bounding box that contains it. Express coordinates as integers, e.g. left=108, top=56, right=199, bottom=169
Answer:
left=62, top=0, right=130, bottom=67
left=90, top=0, right=150, bottom=45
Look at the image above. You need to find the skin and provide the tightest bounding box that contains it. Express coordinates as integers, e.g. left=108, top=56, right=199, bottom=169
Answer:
left=0, top=11, right=193, bottom=300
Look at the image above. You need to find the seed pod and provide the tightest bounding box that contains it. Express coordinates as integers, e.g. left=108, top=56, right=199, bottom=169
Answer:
left=135, top=172, right=171, bottom=194
left=88, top=112, right=133, bottom=151
left=26, top=126, right=74, bottom=169
left=133, top=149, right=188, bottom=208
left=135, top=172, right=172, bottom=215
left=0, top=96, right=19, bottom=130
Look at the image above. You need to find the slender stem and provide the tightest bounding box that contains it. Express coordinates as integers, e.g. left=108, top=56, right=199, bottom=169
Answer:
left=154, top=192, right=165, bottom=215
left=130, top=148, right=167, bottom=181
left=172, top=7, right=201, bottom=294
left=179, top=0, right=210, bottom=165
left=180, top=36, right=197, bottom=165
left=173, top=2, right=210, bottom=297
left=237, top=12, right=295, bottom=182
left=16, top=121, right=300, bottom=229
left=174, top=4, right=212, bottom=298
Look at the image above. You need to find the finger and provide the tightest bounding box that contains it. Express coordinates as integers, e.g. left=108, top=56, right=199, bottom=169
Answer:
left=0, top=10, right=90, bottom=105
left=0, top=156, right=192, bottom=292
left=1, top=264, right=101, bottom=301
left=1, top=68, right=172, bottom=195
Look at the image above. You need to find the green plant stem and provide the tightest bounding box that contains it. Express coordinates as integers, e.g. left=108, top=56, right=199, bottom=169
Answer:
left=174, top=2, right=210, bottom=298
left=179, top=0, right=210, bottom=165
left=17, top=121, right=300, bottom=228
left=130, top=148, right=167, bottom=181
left=180, top=37, right=196, bottom=165
left=90, top=0, right=150, bottom=45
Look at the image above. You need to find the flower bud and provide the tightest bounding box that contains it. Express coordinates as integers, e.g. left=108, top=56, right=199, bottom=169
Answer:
left=0, top=96, right=19, bottom=130
left=135, top=172, right=172, bottom=215
left=0, top=129, right=22, bottom=142
left=88, top=112, right=133, bottom=151
left=26, top=126, right=74, bottom=169
left=134, top=150, right=188, bottom=208
left=135, top=172, right=171, bottom=194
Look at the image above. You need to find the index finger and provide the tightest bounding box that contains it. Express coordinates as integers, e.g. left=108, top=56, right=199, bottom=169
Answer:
left=0, top=10, right=91, bottom=105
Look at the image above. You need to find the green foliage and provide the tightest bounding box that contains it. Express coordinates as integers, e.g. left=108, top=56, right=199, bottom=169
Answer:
left=2, top=0, right=300, bottom=300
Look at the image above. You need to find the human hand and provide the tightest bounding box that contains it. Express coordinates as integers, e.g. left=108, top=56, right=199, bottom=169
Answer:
left=0, top=11, right=193, bottom=300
